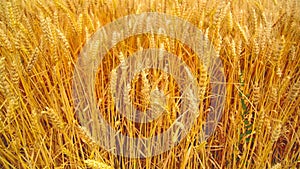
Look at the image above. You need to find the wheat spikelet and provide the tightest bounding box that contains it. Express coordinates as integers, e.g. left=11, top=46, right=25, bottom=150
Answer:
left=0, top=28, right=14, bottom=53
left=84, top=159, right=113, bottom=169
left=85, top=26, right=90, bottom=41
left=9, top=61, right=18, bottom=86
left=30, top=109, right=40, bottom=134
left=257, top=109, right=265, bottom=133
left=236, top=22, right=248, bottom=44
left=175, top=0, right=181, bottom=16
left=251, top=8, right=258, bottom=37
left=6, top=2, right=15, bottom=29
left=84, top=10, right=95, bottom=32
left=23, top=17, right=37, bottom=43
left=66, top=12, right=78, bottom=34
left=46, top=17, right=59, bottom=63
left=53, top=10, right=59, bottom=27
left=0, top=116, right=4, bottom=133
left=26, top=47, right=39, bottom=72
left=66, top=0, right=76, bottom=13
left=56, top=29, right=71, bottom=52
left=275, top=66, right=282, bottom=78
left=77, top=126, right=98, bottom=148
left=260, top=27, right=267, bottom=51
left=110, top=69, right=117, bottom=98
left=78, top=13, right=83, bottom=35
left=149, top=33, right=155, bottom=48
left=118, top=51, right=128, bottom=71
left=40, top=16, right=52, bottom=43
left=252, top=82, right=260, bottom=106
left=124, top=83, right=131, bottom=107
left=198, top=10, right=205, bottom=28
left=212, top=2, right=224, bottom=30
left=42, top=107, right=64, bottom=130
left=0, top=57, right=10, bottom=96
left=265, top=118, right=271, bottom=133
left=111, top=31, right=119, bottom=48
left=273, top=36, right=285, bottom=64
left=96, top=21, right=101, bottom=29
left=215, top=31, right=222, bottom=57
left=199, top=65, right=207, bottom=98
left=19, top=31, right=34, bottom=55
left=229, top=39, right=237, bottom=62
left=137, top=36, right=142, bottom=49
left=252, top=38, right=259, bottom=57
left=180, top=146, right=192, bottom=169
left=159, top=43, right=164, bottom=63
left=270, top=86, right=278, bottom=103
left=150, top=87, right=166, bottom=114
left=141, top=70, right=151, bottom=98
left=14, top=31, right=21, bottom=51
left=12, top=2, right=20, bottom=22
left=6, top=93, right=20, bottom=122
left=289, top=45, right=296, bottom=61
left=270, top=163, right=282, bottom=169
left=227, top=11, right=233, bottom=32
left=54, top=1, right=71, bottom=14
left=181, top=0, right=189, bottom=19
left=288, top=79, right=300, bottom=101
left=271, top=122, right=282, bottom=143
left=36, top=0, right=52, bottom=17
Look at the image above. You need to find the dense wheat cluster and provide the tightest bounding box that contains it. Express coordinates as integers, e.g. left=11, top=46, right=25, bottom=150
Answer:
left=0, top=0, right=299, bottom=168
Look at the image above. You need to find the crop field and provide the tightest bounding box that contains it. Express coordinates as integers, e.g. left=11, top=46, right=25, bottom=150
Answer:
left=0, top=0, right=299, bottom=168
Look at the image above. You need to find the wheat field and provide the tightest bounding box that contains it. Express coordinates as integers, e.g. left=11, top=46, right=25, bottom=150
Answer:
left=0, top=0, right=299, bottom=168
